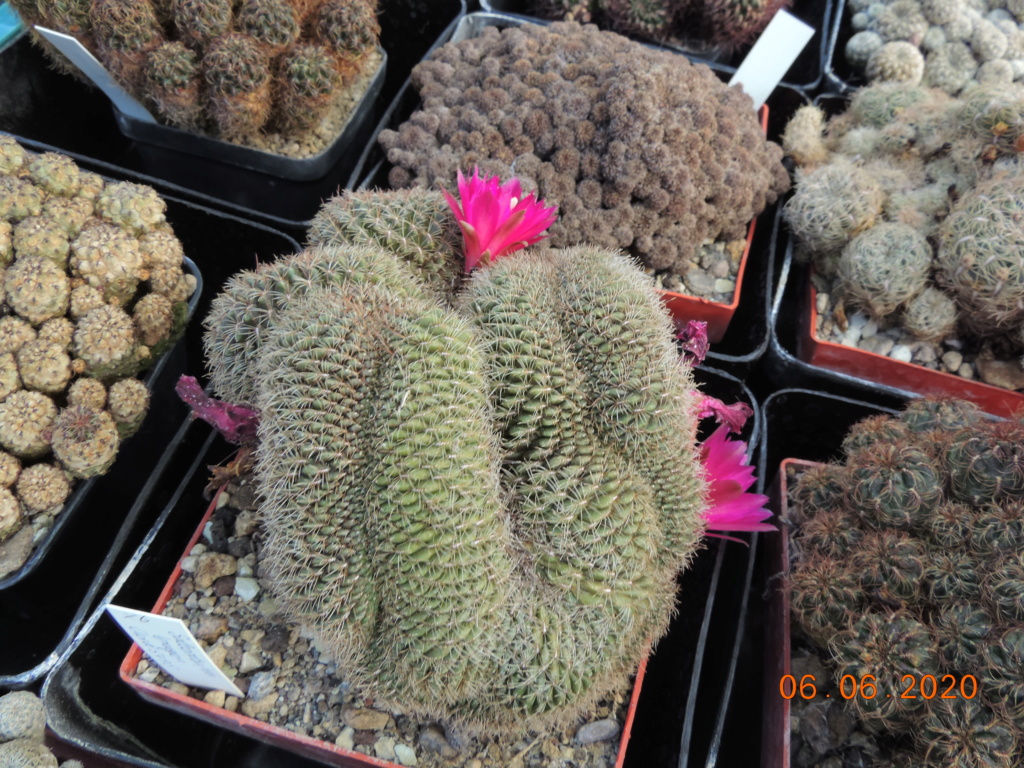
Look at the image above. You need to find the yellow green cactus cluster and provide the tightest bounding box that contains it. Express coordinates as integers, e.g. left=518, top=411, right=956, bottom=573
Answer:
left=0, top=137, right=195, bottom=573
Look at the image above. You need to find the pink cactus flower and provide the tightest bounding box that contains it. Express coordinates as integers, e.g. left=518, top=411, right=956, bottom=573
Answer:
left=442, top=167, right=558, bottom=272
left=700, top=425, right=775, bottom=533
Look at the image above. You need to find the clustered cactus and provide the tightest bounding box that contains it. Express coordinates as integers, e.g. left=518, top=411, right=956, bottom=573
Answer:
left=378, top=21, right=790, bottom=277
left=787, top=398, right=1024, bottom=765
left=0, top=137, right=195, bottom=574
left=201, top=184, right=710, bottom=733
left=844, top=0, right=1024, bottom=94
left=9, top=0, right=380, bottom=140
left=0, top=689, right=80, bottom=768
left=782, top=80, right=1024, bottom=373
left=531, top=0, right=793, bottom=50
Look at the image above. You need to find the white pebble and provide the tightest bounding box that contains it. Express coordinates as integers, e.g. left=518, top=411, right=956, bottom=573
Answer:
left=395, top=744, right=419, bottom=766
left=958, top=362, right=975, bottom=379
left=713, top=278, right=736, bottom=294
left=890, top=344, right=913, bottom=363
left=234, top=576, right=261, bottom=603
left=942, top=350, right=963, bottom=371
left=861, top=318, right=879, bottom=339
left=335, top=727, right=355, bottom=751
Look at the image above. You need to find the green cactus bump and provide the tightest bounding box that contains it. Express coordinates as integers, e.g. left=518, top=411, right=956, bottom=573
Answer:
left=201, top=186, right=709, bottom=734
left=789, top=400, right=1024, bottom=765
left=274, top=44, right=341, bottom=133
left=837, top=223, right=932, bottom=318
left=203, top=33, right=273, bottom=139
left=144, top=42, right=203, bottom=130
left=51, top=405, right=121, bottom=479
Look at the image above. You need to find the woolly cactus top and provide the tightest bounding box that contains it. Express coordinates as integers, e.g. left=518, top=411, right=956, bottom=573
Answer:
left=378, top=21, right=790, bottom=276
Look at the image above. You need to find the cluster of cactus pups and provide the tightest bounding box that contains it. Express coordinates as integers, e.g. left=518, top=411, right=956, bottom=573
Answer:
left=531, top=0, right=792, bottom=50
left=0, top=136, right=195, bottom=568
left=786, top=398, right=1024, bottom=765
left=782, top=80, right=1024, bottom=375
left=9, top=0, right=380, bottom=140
left=0, top=690, right=78, bottom=768
left=200, top=183, right=710, bottom=733
left=845, top=0, right=1024, bottom=94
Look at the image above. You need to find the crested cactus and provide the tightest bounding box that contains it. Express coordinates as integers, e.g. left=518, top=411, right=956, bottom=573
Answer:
left=0, top=140, right=194, bottom=573
left=788, top=399, right=1024, bottom=765
left=8, top=0, right=381, bottom=145
left=198, top=183, right=725, bottom=734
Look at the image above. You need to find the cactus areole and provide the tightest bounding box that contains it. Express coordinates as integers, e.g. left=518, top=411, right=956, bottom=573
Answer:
left=188, top=172, right=768, bottom=735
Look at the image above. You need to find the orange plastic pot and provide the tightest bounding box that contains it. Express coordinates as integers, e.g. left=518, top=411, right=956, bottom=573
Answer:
left=657, top=104, right=769, bottom=344
left=120, top=489, right=648, bottom=768
left=798, top=278, right=1024, bottom=419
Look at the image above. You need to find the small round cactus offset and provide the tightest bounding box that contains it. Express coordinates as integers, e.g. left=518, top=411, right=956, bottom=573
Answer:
left=0, top=141, right=195, bottom=578
left=191, top=178, right=770, bottom=736
left=787, top=399, right=1024, bottom=765
left=0, top=690, right=68, bottom=768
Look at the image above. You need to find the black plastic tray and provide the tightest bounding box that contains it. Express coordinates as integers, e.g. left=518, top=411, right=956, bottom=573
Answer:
left=0, top=0, right=466, bottom=233
left=0, top=255, right=202, bottom=592
left=113, top=50, right=386, bottom=182
left=822, top=0, right=861, bottom=94
left=41, top=365, right=758, bottom=768
left=355, top=11, right=810, bottom=370
left=0, top=145, right=301, bottom=686
left=478, top=0, right=832, bottom=93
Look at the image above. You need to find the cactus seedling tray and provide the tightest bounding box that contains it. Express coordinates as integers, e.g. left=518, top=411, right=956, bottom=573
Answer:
left=0, top=257, right=203, bottom=591
left=799, top=275, right=1024, bottom=419
left=111, top=52, right=386, bottom=183
left=119, top=487, right=647, bottom=768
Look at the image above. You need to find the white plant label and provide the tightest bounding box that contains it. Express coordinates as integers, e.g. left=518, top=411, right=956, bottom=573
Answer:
left=729, top=10, right=815, bottom=110
left=107, top=605, right=245, bottom=697
left=34, top=27, right=158, bottom=123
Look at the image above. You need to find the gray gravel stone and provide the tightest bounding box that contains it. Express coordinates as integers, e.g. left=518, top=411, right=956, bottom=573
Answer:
left=575, top=718, right=620, bottom=744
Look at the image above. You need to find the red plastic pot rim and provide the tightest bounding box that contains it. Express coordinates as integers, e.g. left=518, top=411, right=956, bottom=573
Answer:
left=800, top=276, right=1024, bottom=419
left=120, top=490, right=648, bottom=768
left=657, top=104, right=770, bottom=345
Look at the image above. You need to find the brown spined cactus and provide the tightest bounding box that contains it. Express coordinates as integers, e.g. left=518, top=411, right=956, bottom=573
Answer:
left=202, top=33, right=273, bottom=139
left=143, top=42, right=204, bottom=130
left=273, top=44, right=342, bottom=133
left=787, top=400, right=1024, bottom=764
left=236, top=0, right=301, bottom=56
left=314, top=0, right=379, bottom=64
left=170, top=0, right=233, bottom=49
left=90, top=0, right=164, bottom=91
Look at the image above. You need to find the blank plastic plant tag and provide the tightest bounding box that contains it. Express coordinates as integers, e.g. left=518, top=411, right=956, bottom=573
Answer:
left=728, top=10, right=815, bottom=110
left=107, top=605, right=245, bottom=697
left=34, top=26, right=158, bottom=123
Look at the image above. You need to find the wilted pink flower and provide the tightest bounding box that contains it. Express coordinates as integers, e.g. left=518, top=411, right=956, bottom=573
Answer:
left=698, top=396, right=753, bottom=434
left=175, top=375, right=259, bottom=446
left=699, top=425, right=774, bottom=533
left=676, top=320, right=709, bottom=366
left=442, top=167, right=558, bottom=272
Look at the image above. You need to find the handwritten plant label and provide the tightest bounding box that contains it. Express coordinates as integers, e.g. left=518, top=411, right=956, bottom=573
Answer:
left=107, top=605, right=245, bottom=697
left=729, top=10, right=815, bottom=110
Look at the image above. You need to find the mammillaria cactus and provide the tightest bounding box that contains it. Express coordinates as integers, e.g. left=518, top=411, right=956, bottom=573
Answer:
left=786, top=399, right=1024, bottom=765
left=0, top=690, right=81, bottom=768
left=0, top=138, right=195, bottom=577
left=193, top=174, right=770, bottom=734
left=528, top=0, right=792, bottom=50
left=379, top=20, right=789, bottom=279
left=8, top=0, right=382, bottom=146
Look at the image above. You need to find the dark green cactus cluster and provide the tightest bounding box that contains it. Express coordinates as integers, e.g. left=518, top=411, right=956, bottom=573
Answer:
left=10, top=0, right=380, bottom=139
left=787, top=398, right=1024, bottom=766
left=0, top=137, right=194, bottom=575
left=530, top=0, right=793, bottom=50
left=202, top=186, right=709, bottom=733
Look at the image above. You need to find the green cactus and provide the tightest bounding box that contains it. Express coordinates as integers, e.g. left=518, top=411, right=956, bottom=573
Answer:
left=5, top=255, right=70, bottom=326
left=847, top=82, right=932, bottom=129
left=944, top=420, right=1024, bottom=506
left=0, top=135, right=27, bottom=176
left=12, top=217, right=70, bottom=267
left=788, top=555, right=864, bottom=643
left=699, top=0, right=791, bottom=49
left=90, top=0, right=163, bottom=90
left=314, top=0, right=379, bottom=61
left=918, top=697, right=1019, bottom=767
left=307, top=189, right=463, bottom=298
left=236, top=0, right=300, bottom=54
left=932, top=601, right=993, bottom=670
left=848, top=443, right=943, bottom=530
left=604, top=0, right=674, bottom=38
left=144, top=42, right=204, bottom=130
left=902, top=285, right=959, bottom=342
left=97, top=182, right=167, bottom=235
left=0, top=391, right=57, bottom=459
left=15, top=462, right=71, bottom=515
left=70, top=223, right=146, bottom=305
left=837, top=223, right=932, bottom=318
left=15, top=339, right=73, bottom=395
left=171, top=0, right=233, bottom=49
left=273, top=44, right=342, bottom=134
left=106, top=378, right=150, bottom=437
left=0, top=177, right=45, bottom=223
left=840, top=413, right=912, bottom=460
left=202, top=33, right=273, bottom=139
left=27, top=153, right=80, bottom=198
left=72, top=304, right=145, bottom=380
left=204, top=188, right=708, bottom=733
